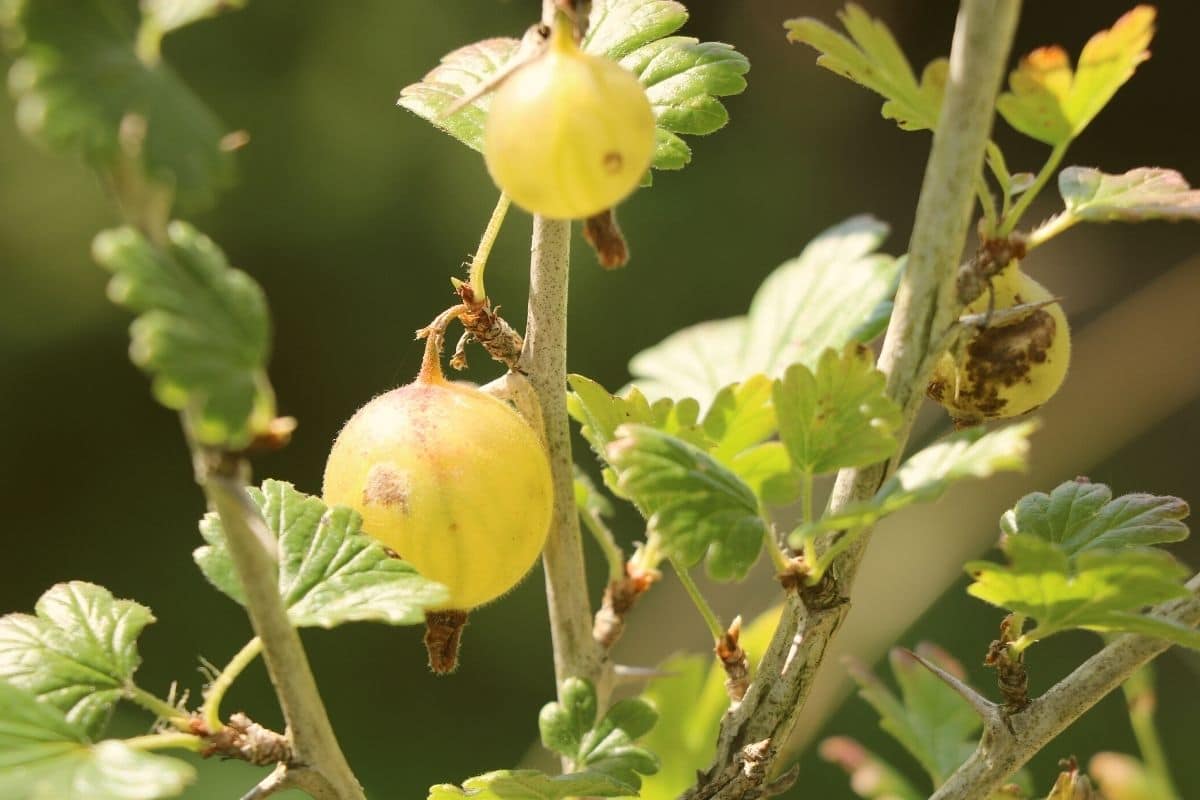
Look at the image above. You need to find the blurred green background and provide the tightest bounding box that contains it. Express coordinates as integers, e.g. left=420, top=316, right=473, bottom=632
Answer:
left=3, top=1, right=1200, bottom=798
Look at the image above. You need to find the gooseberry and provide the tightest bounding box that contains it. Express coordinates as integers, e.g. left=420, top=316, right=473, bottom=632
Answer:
left=483, top=20, right=656, bottom=220
left=322, top=333, right=553, bottom=668
left=928, top=261, right=1071, bottom=425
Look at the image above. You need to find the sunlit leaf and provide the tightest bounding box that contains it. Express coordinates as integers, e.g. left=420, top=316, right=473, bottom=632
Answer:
left=996, top=6, right=1155, bottom=145
left=785, top=4, right=947, bottom=132
left=0, top=584, right=154, bottom=739
left=196, top=480, right=448, bottom=628
left=629, top=216, right=900, bottom=406
left=140, top=0, right=247, bottom=37
left=0, top=682, right=193, bottom=799
left=1057, top=167, right=1200, bottom=223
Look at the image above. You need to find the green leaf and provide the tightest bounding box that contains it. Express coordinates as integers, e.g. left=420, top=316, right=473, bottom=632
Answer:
left=0, top=681, right=194, bottom=799
left=195, top=480, right=449, bottom=628
left=848, top=645, right=978, bottom=786
left=629, top=216, right=900, bottom=406
left=0, top=583, right=155, bottom=739
left=399, top=0, right=747, bottom=176
left=727, top=443, right=802, bottom=507
left=1057, top=167, right=1200, bottom=224
left=92, top=222, right=274, bottom=449
left=785, top=5, right=947, bottom=132
left=634, top=605, right=782, bottom=800
left=1000, top=480, right=1189, bottom=557
left=6, top=0, right=234, bottom=208
left=606, top=425, right=766, bottom=581
left=818, top=736, right=923, bottom=800
left=140, top=0, right=247, bottom=37
left=574, top=468, right=615, bottom=521
left=538, top=678, right=659, bottom=790
left=967, top=537, right=1197, bottom=646
left=428, top=769, right=633, bottom=800
left=996, top=6, right=1155, bottom=145
left=773, top=345, right=901, bottom=476
left=791, top=422, right=1035, bottom=545
left=702, top=375, right=776, bottom=463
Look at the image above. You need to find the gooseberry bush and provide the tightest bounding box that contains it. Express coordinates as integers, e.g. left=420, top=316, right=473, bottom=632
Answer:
left=2, top=1, right=1200, bottom=799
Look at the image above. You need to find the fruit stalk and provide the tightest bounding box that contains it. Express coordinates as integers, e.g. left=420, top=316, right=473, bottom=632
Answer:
left=685, top=2, right=1023, bottom=796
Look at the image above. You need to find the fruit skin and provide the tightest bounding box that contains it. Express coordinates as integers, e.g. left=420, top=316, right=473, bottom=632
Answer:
left=323, top=376, right=553, bottom=611
left=484, top=23, right=656, bottom=220
left=928, top=261, right=1071, bottom=424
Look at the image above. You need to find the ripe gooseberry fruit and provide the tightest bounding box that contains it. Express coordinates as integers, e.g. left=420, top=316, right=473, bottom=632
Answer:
left=322, top=328, right=553, bottom=672
left=483, top=19, right=656, bottom=220
left=928, top=260, right=1071, bottom=426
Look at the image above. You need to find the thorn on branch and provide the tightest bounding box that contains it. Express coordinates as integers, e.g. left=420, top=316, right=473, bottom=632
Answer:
left=716, top=616, right=750, bottom=702
left=985, top=614, right=1030, bottom=714
left=905, top=647, right=1000, bottom=723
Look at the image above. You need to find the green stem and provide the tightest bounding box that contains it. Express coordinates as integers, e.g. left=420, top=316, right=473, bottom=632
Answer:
left=580, top=508, right=625, bottom=583
left=202, top=636, right=264, bottom=733
left=467, top=193, right=512, bottom=301
left=975, top=175, right=998, bottom=234
left=764, top=523, right=793, bottom=574
left=1026, top=211, right=1079, bottom=249
left=999, top=139, right=1069, bottom=235
left=123, top=732, right=205, bottom=753
left=670, top=556, right=725, bottom=642
left=125, top=686, right=189, bottom=729
left=1123, top=673, right=1179, bottom=798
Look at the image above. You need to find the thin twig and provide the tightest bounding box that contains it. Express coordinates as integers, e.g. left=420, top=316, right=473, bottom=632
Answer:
left=931, top=574, right=1200, bottom=800
left=684, top=3, right=1022, bottom=796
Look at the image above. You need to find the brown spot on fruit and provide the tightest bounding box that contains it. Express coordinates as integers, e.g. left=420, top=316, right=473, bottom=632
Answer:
left=362, top=464, right=410, bottom=513
left=603, top=151, right=623, bottom=173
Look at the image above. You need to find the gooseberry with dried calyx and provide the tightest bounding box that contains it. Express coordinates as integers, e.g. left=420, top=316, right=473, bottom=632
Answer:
left=483, top=17, right=656, bottom=220
left=928, top=260, right=1071, bottom=426
left=322, top=307, right=553, bottom=672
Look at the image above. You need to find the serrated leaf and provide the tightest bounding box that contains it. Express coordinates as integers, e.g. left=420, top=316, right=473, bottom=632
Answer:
left=791, top=422, right=1035, bottom=545
left=0, top=681, right=194, bottom=800
left=634, top=605, right=782, bottom=800
left=0, top=584, right=155, bottom=739
left=785, top=5, right=947, bottom=132
left=92, top=222, right=273, bottom=449
left=1000, top=480, right=1189, bottom=557
left=996, top=6, right=1155, bottom=145
left=849, top=645, right=978, bottom=786
left=819, top=736, right=924, bottom=800
left=195, top=480, right=448, bottom=628
left=629, top=216, right=900, bottom=407
left=967, top=537, right=1197, bottom=646
left=774, top=345, right=901, bottom=476
left=607, top=425, right=765, bottom=581
left=7, top=0, right=234, bottom=208
left=1057, top=167, right=1200, bottom=224
left=702, top=375, right=775, bottom=463
left=399, top=0, right=747, bottom=177
left=538, top=678, right=659, bottom=791
left=140, top=0, right=246, bottom=37
left=428, top=769, right=633, bottom=800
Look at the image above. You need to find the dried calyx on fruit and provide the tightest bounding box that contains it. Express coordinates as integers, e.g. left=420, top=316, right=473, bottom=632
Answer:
left=928, top=260, right=1071, bottom=426
left=483, top=14, right=656, bottom=220
left=322, top=310, right=553, bottom=673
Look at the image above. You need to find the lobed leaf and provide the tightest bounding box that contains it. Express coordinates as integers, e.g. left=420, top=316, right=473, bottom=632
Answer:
left=6, top=0, right=235, bottom=208
left=606, top=425, right=765, bottom=581
left=847, top=645, right=978, bottom=786
left=791, top=422, right=1035, bottom=546
left=93, top=222, right=274, bottom=449
left=785, top=4, right=947, bottom=132
left=1000, top=479, right=1189, bottom=557
left=773, top=345, right=902, bottom=476
left=399, top=0, right=747, bottom=177
left=629, top=216, right=900, bottom=407
left=195, top=480, right=448, bottom=628
left=428, top=769, right=633, bottom=800
left=0, top=583, right=155, bottom=739
left=996, top=6, right=1155, bottom=145
left=0, top=681, right=193, bottom=799
left=538, top=678, right=659, bottom=791
left=1057, top=167, right=1200, bottom=224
